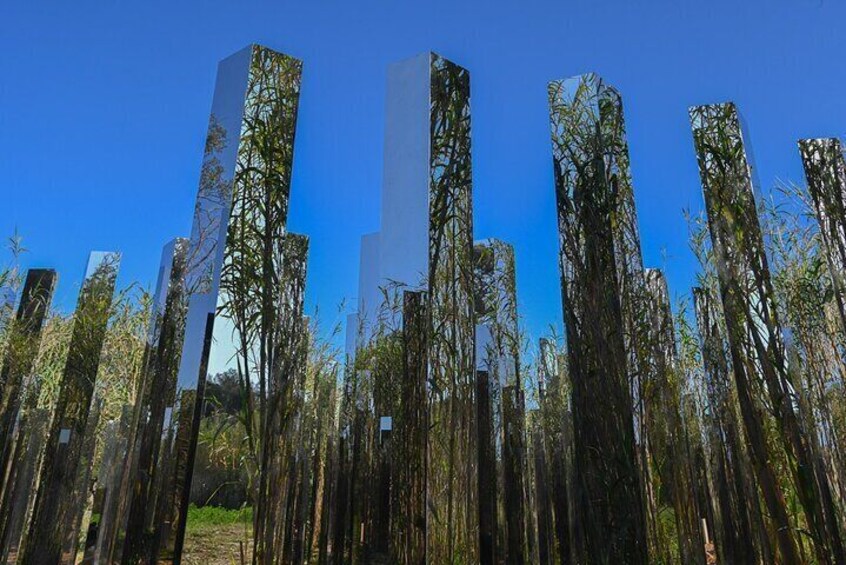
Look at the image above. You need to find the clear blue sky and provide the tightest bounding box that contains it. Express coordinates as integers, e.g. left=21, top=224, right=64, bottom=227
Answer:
left=2, top=0, right=845, bottom=347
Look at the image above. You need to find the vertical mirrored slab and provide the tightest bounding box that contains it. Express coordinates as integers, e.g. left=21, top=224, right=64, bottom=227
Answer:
left=584, top=77, right=661, bottom=565
left=0, top=269, right=57, bottom=561
left=333, top=312, right=364, bottom=563
left=161, top=47, right=255, bottom=560
left=85, top=404, right=133, bottom=563
left=302, top=360, right=338, bottom=563
left=426, top=53, right=477, bottom=563
left=0, top=407, right=49, bottom=564
left=115, top=44, right=303, bottom=563
left=18, top=251, right=120, bottom=564
left=799, top=138, right=846, bottom=335
left=690, top=103, right=844, bottom=563
left=390, top=290, right=428, bottom=564
left=643, top=268, right=705, bottom=562
left=473, top=239, right=521, bottom=563
left=794, top=141, right=846, bottom=529
left=501, top=384, right=528, bottom=563
left=548, top=73, right=647, bottom=563
left=272, top=315, right=311, bottom=565
left=474, top=332, right=500, bottom=565
left=523, top=410, right=539, bottom=565
left=377, top=51, right=477, bottom=562
left=373, top=55, right=432, bottom=562
left=358, top=243, right=401, bottom=562
left=692, top=286, right=764, bottom=564
left=117, top=237, right=188, bottom=563
left=62, top=384, right=106, bottom=559
left=535, top=337, right=573, bottom=564
left=335, top=367, right=373, bottom=562
left=331, top=351, right=353, bottom=564
left=528, top=408, right=554, bottom=565
left=0, top=269, right=57, bottom=480
left=314, top=369, right=340, bottom=564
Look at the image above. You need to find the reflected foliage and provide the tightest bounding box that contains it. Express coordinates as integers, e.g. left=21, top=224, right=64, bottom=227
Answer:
left=691, top=103, right=844, bottom=564
left=427, top=53, right=478, bottom=565
left=548, top=73, right=647, bottom=564
left=20, top=252, right=121, bottom=565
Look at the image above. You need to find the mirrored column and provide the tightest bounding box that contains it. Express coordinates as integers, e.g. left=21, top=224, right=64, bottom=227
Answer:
left=535, top=337, right=573, bottom=564
left=548, top=73, right=647, bottom=563
left=378, top=51, right=477, bottom=562
left=0, top=269, right=57, bottom=481
left=690, top=103, right=843, bottom=563
left=118, top=44, right=303, bottom=563
left=390, top=290, right=428, bottom=564
left=118, top=237, right=189, bottom=563
left=799, top=138, right=846, bottom=337
left=0, top=269, right=57, bottom=561
left=426, top=53, right=477, bottom=563
left=86, top=403, right=134, bottom=563
left=529, top=408, right=554, bottom=565
left=692, top=286, right=764, bottom=564
left=643, top=268, right=705, bottom=562
left=474, top=239, right=520, bottom=563
left=19, top=251, right=121, bottom=564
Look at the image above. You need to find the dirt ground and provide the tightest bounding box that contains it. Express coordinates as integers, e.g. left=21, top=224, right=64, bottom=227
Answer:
left=181, top=524, right=254, bottom=565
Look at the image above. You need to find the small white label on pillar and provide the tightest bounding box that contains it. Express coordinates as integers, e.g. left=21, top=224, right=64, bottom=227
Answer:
left=380, top=416, right=392, bottom=431
left=59, top=428, right=71, bottom=444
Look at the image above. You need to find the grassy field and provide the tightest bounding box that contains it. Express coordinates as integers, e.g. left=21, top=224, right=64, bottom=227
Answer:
left=181, top=505, right=253, bottom=565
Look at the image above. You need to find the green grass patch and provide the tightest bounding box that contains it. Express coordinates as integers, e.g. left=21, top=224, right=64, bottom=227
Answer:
left=186, top=504, right=253, bottom=527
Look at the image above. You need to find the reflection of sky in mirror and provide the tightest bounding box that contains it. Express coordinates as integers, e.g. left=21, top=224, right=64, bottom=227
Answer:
left=208, top=314, right=239, bottom=376
left=4, top=0, right=846, bottom=353
left=201, top=47, right=305, bottom=380
left=174, top=47, right=252, bottom=393
left=84, top=251, right=119, bottom=279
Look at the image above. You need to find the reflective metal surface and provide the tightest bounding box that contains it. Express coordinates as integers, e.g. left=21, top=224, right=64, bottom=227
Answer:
left=426, top=52, right=478, bottom=564
left=548, top=73, right=647, bottom=563
left=19, top=251, right=121, bottom=564
left=119, top=44, right=304, bottom=563
left=691, top=103, right=844, bottom=563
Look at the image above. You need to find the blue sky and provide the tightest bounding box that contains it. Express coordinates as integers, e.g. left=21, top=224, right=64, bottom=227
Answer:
left=2, top=0, right=845, bottom=347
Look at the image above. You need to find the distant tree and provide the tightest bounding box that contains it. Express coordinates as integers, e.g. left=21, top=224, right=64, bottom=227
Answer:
left=204, top=368, right=245, bottom=417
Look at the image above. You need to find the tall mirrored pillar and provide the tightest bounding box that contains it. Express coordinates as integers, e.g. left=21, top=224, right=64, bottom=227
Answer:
left=474, top=239, right=523, bottom=563
left=690, top=103, right=844, bottom=563
left=119, top=237, right=189, bottom=563
left=0, top=269, right=57, bottom=564
left=692, top=286, right=764, bottom=564
left=0, top=268, right=57, bottom=480
left=799, top=138, right=846, bottom=336
left=379, top=51, right=477, bottom=562
left=643, top=268, right=705, bottom=562
left=548, top=73, right=647, bottom=563
left=19, top=251, right=120, bottom=564
left=535, top=337, right=572, bottom=564
left=117, top=44, right=303, bottom=563
left=390, top=290, right=428, bottom=564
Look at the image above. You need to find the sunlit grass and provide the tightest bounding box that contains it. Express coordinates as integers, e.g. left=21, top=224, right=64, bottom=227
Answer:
left=186, top=504, right=252, bottom=528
